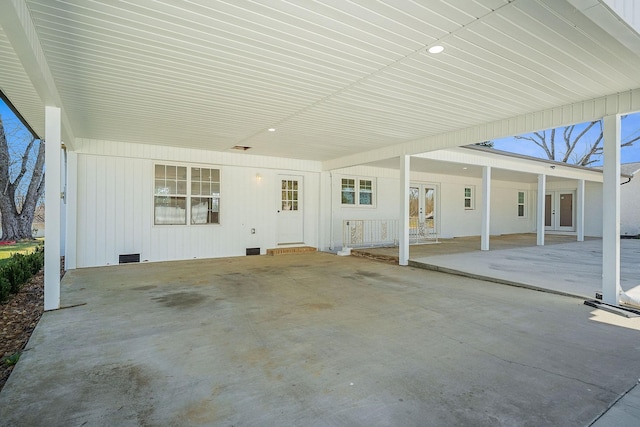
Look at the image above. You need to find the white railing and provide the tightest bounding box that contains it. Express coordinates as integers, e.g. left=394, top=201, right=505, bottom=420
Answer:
left=342, top=219, right=439, bottom=248
left=343, top=219, right=399, bottom=248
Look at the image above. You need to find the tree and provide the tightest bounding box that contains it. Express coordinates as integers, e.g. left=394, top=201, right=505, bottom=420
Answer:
left=510, top=117, right=640, bottom=166
left=0, top=114, right=45, bottom=241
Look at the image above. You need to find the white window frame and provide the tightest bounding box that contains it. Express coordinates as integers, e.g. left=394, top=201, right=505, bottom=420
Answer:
left=154, top=163, right=221, bottom=226
left=517, top=190, right=527, bottom=218
left=464, top=186, right=475, bottom=210
left=341, top=177, right=376, bottom=207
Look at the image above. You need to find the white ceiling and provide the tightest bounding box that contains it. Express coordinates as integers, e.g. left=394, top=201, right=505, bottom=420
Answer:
left=1, top=0, right=640, bottom=162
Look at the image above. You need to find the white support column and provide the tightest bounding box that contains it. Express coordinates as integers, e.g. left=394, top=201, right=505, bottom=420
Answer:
left=481, top=166, right=491, bottom=251
left=64, top=151, right=78, bottom=270
left=44, top=106, right=61, bottom=311
left=602, top=114, right=621, bottom=305
left=537, top=174, right=546, bottom=246
left=577, top=179, right=585, bottom=242
left=399, top=155, right=410, bottom=266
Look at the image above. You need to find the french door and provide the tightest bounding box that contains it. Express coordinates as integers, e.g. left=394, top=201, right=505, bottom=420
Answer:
left=409, top=183, right=438, bottom=243
left=545, top=191, right=575, bottom=231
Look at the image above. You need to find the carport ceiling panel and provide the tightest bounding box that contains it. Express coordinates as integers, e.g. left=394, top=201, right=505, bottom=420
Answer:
left=0, top=26, right=45, bottom=137
left=20, top=0, right=640, bottom=159
left=22, top=0, right=507, bottom=151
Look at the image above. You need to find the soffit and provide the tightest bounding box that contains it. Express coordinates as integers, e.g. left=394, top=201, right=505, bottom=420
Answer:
left=0, top=25, right=45, bottom=136
left=3, top=0, right=640, bottom=161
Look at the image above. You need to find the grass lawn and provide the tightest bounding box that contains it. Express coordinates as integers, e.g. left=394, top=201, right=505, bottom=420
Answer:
left=0, top=239, right=43, bottom=266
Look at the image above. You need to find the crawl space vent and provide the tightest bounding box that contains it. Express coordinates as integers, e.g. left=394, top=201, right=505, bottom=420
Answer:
left=119, top=253, right=140, bottom=264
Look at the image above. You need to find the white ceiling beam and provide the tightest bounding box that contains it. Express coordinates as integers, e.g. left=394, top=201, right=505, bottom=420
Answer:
left=323, top=88, right=640, bottom=171
left=0, top=0, right=74, bottom=147
left=566, top=0, right=640, bottom=56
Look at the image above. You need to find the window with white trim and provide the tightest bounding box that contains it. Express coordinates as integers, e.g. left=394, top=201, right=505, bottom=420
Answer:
left=517, top=191, right=527, bottom=217
left=190, top=167, right=220, bottom=224
left=464, top=186, right=475, bottom=210
left=154, top=164, right=220, bottom=225
left=359, top=179, right=373, bottom=205
left=341, top=177, right=375, bottom=206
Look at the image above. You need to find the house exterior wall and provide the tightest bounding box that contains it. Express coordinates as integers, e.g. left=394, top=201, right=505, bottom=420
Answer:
left=620, top=177, right=640, bottom=236
left=544, top=180, right=604, bottom=237
left=328, top=166, right=543, bottom=249
left=74, top=140, right=321, bottom=268
left=585, top=181, right=604, bottom=237
left=71, top=140, right=605, bottom=266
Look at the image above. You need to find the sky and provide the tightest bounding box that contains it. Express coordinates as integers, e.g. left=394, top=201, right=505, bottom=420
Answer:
left=492, top=112, right=640, bottom=166
left=0, top=100, right=34, bottom=149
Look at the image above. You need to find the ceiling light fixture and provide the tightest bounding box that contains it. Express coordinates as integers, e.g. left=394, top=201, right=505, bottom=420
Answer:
left=268, top=128, right=276, bottom=132
left=427, top=45, right=445, bottom=54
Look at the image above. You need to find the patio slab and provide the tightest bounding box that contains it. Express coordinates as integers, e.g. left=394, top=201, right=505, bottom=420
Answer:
left=353, top=234, right=640, bottom=300
left=410, top=239, right=640, bottom=300
left=1, top=253, right=640, bottom=426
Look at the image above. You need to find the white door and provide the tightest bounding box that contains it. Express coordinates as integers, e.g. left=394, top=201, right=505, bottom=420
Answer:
left=277, top=176, right=304, bottom=244
left=409, top=183, right=438, bottom=243
left=545, top=191, right=575, bottom=231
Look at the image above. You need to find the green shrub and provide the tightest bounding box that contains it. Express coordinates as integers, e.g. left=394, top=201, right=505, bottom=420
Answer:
left=0, top=245, right=44, bottom=302
left=0, top=276, right=10, bottom=303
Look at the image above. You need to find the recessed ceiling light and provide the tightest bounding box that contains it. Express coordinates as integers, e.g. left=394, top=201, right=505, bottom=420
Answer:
left=268, top=128, right=276, bottom=132
left=427, top=45, right=445, bottom=54
left=463, top=167, right=468, bottom=170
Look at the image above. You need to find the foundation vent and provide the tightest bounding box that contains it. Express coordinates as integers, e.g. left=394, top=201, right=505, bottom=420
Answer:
left=119, top=253, right=140, bottom=264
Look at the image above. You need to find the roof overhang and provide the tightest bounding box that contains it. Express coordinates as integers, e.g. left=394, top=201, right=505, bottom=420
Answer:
left=0, top=0, right=639, bottom=163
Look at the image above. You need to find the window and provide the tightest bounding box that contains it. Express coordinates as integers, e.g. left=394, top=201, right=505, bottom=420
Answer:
left=341, top=177, right=375, bottom=207
left=359, top=180, right=373, bottom=205
left=154, top=164, right=220, bottom=225
left=464, top=186, right=475, bottom=210
left=154, top=165, right=187, bottom=225
left=191, top=167, right=220, bottom=224
left=281, top=179, right=299, bottom=211
left=341, top=178, right=355, bottom=205
left=517, top=191, right=527, bottom=217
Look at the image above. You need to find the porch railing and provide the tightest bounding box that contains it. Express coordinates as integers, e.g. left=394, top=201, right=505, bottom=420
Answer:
left=342, top=219, right=438, bottom=248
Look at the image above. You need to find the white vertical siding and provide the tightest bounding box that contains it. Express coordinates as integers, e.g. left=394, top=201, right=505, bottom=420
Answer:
left=75, top=142, right=321, bottom=267
left=585, top=181, right=604, bottom=237
left=329, top=166, right=548, bottom=248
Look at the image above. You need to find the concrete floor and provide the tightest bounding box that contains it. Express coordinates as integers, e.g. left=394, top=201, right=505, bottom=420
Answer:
left=354, top=234, right=640, bottom=299
left=1, top=252, right=640, bottom=426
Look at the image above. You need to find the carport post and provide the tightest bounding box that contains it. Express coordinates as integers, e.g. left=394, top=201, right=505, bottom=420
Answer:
left=44, top=106, right=61, bottom=311
left=577, top=179, right=585, bottom=242
left=602, top=114, right=621, bottom=305
left=481, top=166, right=491, bottom=251
left=399, top=155, right=410, bottom=266
left=536, top=174, right=546, bottom=246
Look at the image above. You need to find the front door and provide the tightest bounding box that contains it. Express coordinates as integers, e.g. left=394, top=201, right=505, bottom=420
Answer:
left=409, top=183, right=437, bottom=243
left=545, top=191, right=575, bottom=231
left=277, top=176, right=304, bottom=244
